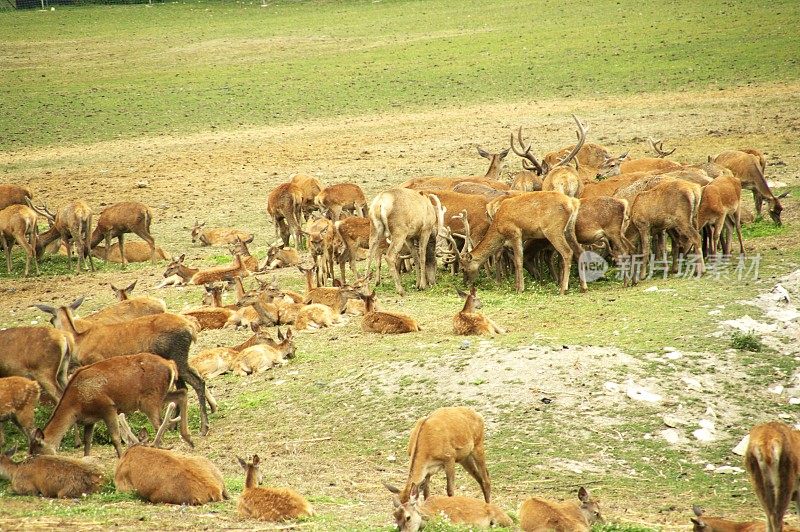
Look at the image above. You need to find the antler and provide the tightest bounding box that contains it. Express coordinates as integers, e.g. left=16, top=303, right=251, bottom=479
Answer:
left=556, top=114, right=589, bottom=168
left=153, top=402, right=178, bottom=448
left=648, top=137, right=676, bottom=158
left=25, top=198, right=56, bottom=223
left=452, top=210, right=474, bottom=252
left=510, top=127, right=544, bottom=175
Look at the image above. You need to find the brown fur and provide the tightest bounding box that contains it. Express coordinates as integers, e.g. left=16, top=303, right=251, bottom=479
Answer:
left=181, top=307, right=240, bottom=330
left=162, top=253, right=249, bottom=285
left=0, top=184, right=32, bottom=212
left=510, top=169, right=544, bottom=192
left=92, top=241, right=170, bottom=263
left=237, top=454, right=314, bottom=521
left=228, top=238, right=259, bottom=272
left=690, top=505, right=799, bottom=532
left=0, top=327, right=72, bottom=402
left=263, top=244, right=300, bottom=270
left=267, top=182, right=304, bottom=248
left=453, top=286, right=504, bottom=336
left=0, top=377, right=40, bottom=446
left=519, top=487, right=602, bottom=532
left=402, top=147, right=510, bottom=191
left=714, top=149, right=782, bottom=224
left=31, top=199, right=95, bottom=273
left=299, top=265, right=361, bottom=313
left=79, top=282, right=166, bottom=326
left=294, top=304, right=338, bottom=331
left=360, top=293, right=419, bottom=333
left=388, top=490, right=512, bottom=532
left=191, top=326, right=280, bottom=378
left=576, top=196, right=632, bottom=257
left=543, top=166, right=583, bottom=197
left=619, top=157, right=682, bottom=174
left=0, top=449, right=104, bottom=498
left=232, top=328, right=296, bottom=375
left=314, top=182, right=367, bottom=220
left=0, top=204, right=39, bottom=276
left=418, top=190, right=491, bottom=245
left=290, top=174, right=324, bottom=218
left=191, top=221, right=253, bottom=246
left=89, top=201, right=157, bottom=266
left=462, top=191, right=586, bottom=295
left=305, top=217, right=338, bottom=286
left=335, top=215, right=385, bottom=283
left=398, top=406, right=491, bottom=503
left=38, top=353, right=192, bottom=457
left=745, top=421, right=800, bottom=532
left=698, top=175, right=744, bottom=256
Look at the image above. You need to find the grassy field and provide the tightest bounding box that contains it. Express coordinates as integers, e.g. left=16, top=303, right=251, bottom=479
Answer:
left=1, top=0, right=799, bottom=150
left=2, top=0, right=800, bottom=530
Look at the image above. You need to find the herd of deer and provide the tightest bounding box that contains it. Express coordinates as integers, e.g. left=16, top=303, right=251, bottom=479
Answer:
left=0, top=114, right=792, bottom=528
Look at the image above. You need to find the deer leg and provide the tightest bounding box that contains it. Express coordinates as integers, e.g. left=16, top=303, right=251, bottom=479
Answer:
left=166, top=389, right=195, bottom=448
left=422, top=473, right=432, bottom=500
left=103, top=411, right=125, bottom=458
left=712, top=216, right=726, bottom=257
left=753, top=189, right=764, bottom=217
left=385, top=233, right=407, bottom=296
left=444, top=459, right=456, bottom=497
left=133, top=227, right=157, bottom=264
left=277, top=218, right=290, bottom=248
left=1, top=235, right=11, bottom=273
left=463, top=451, right=492, bottom=503
left=115, top=234, right=127, bottom=267
left=733, top=209, right=745, bottom=256
left=417, top=232, right=431, bottom=290
left=511, top=236, right=525, bottom=293
left=82, top=423, right=95, bottom=456
left=637, top=224, right=650, bottom=284
left=85, top=228, right=96, bottom=271
left=179, top=366, right=209, bottom=436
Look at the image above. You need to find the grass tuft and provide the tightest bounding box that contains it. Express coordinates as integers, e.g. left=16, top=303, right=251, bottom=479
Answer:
left=730, top=331, right=763, bottom=352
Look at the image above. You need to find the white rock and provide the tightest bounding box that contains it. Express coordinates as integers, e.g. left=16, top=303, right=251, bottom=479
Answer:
left=661, top=428, right=681, bottom=444
left=773, top=284, right=791, bottom=303
left=790, top=398, right=800, bottom=405
left=643, top=433, right=652, bottom=440
left=664, top=351, right=683, bottom=360
left=704, top=463, right=716, bottom=471
left=770, top=385, right=785, bottom=395
left=663, top=414, right=682, bottom=428
left=694, top=428, right=716, bottom=442
left=682, top=377, right=703, bottom=391
left=663, top=347, right=678, bottom=352
left=721, top=315, right=777, bottom=334
left=732, top=435, right=750, bottom=456
left=644, top=286, right=659, bottom=292
left=708, top=309, right=722, bottom=316
left=698, top=419, right=716, bottom=431
left=714, top=465, right=744, bottom=474
left=625, top=381, right=662, bottom=403
left=387, top=454, right=396, bottom=463
left=604, top=381, right=621, bottom=393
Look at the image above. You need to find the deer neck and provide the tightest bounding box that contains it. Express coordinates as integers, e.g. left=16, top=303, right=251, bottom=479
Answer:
left=364, top=297, right=375, bottom=313
left=484, top=156, right=503, bottom=180
left=43, top=401, right=78, bottom=451
left=461, top=295, right=476, bottom=313
left=212, top=290, right=223, bottom=307
left=467, top=225, right=504, bottom=269
left=245, top=465, right=258, bottom=489
left=176, top=264, right=199, bottom=282
left=36, top=225, right=61, bottom=253
left=0, top=455, right=19, bottom=478
left=55, top=308, right=85, bottom=344
left=233, top=334, right=258, bottom=352
left=233, top=277, right=246, bottom=301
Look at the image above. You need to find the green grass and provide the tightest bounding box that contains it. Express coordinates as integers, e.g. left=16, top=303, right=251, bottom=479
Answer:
left=1, top=0, right=799, bottom=150
left=730, top=330, right=764, bottom=352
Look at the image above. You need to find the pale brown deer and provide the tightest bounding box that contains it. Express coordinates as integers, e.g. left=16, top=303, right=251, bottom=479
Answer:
left=0, top=327, right=72, bottom=402
left=402, top=147, right=511, bottom=191
left=232, top=327, right=296, bottom=375
left=689, top=505, right=798, bottom=532
left=315, top=182, right=367, bottom=220
left=29, top=199, right=95, bottom=273
left=745, top=421, right=800, bottom=532
left=714, top=149, right=784, bottom=225
left=228, top=237, right=260, bottom=272
left=290, top=174, right=323, bottom=220
left=162, top=253, right=249, bottom=286
left=335, top=215, right=385, bottom=283
left=0, top=204, right=39, bottom=276
left=360, top=292, right=420, bottom=334
left=519, top=487, right=603, bottom=532
left=0, top=445, right=104, bottom=498
left=191, top=221, right=253, bottom=246
left=89, top=201, right=157, bottom=266
left=0, top=184, right=32, bottom=212
left=453, top=286, right=504, bottom=335
left=237, top=454, right=314, bottom=521
left=698, top=174, right=744, bottom=256
left=262, top=243, right=300, bottom=270
left=92, top=241, right=170, bottom=263
left=0, top=377, right=39, bottom=447
left=267, top=182, right=304, bottom=248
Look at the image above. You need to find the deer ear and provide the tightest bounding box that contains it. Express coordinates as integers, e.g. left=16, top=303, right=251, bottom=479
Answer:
left=179, top=254, right=186, bottom=262
left=499, top=147, right=510, bottom=159
left=692, top=505, right=703, bottom=517
left=333, top=279, right=342, bottom=287
left=409, top=483, right=420, bottom=503
left=276, top=328, right=284, bottom=341
left=285, top=327, right=293, bottom=340
left=252, top=454, right=260, bottom=466
left=470, top=285, right=477, bottom=296
left=691, top=518, right=704, bottom=527
left=126, top=281, right=137, bottom=292
left=476, top=146, right=491, bottom=159
left=138, top=428, right=150, bottom=444
left=455, top=288, right=467, bottom=299
left=578, top=487, right=589, bottom=502
left=69, top=296, right=85, bottom=311
left=33, top=304, right=56, bottom=315
left=110, top=284, right=119, bottom=292
left=237, top=456, right=247, bottom=469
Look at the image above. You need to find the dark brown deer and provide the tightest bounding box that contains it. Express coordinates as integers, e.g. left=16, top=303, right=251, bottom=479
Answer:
left=89, top=201, right=157, bottom=266
left=0, top=204, right=39, bottom=276
left=0, top=184, right=32, bottom=212
left=314, top=182, right=367, bottom=221
left=267, top=182, right=304, bottom=248
left=0, top=327, right=72, bottom=402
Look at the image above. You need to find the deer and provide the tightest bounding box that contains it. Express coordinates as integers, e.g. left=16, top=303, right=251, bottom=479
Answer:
left=0, top=445, right=104, bottom=498
left=386, top=484, right=512, bottom=532
left=519, top=487, right=603, bottom=532
left=713, top=150, right=784, bottom=225
left=360, top=291, right=420, bottom=333
left=190, top=323, right=278, bottom=379
left=402, top=147, right=511, bottom=191
left=262, top=243, right=301, bottom=270
left=689, top=505, right=798, bottom=532
left=237, top=454, right=315, bottom=521
left=366, top=188, right=443, bottom=296
left=461, top=191, right=587, bottom=295
left=453, top=286, right=504, bottom=336
left=191, top=221, right=253, bottom=246
left=314, top=182, right=367, bottom=221
left=228, top=237, right=260, bottom=272
left=77, top=284, right=167, bottom=327
left=162, top=253, right=249, bottom=286
left=89, top=201, right=157, bottom=267
left=298, top=265, right=362, bottom=314
left=290, top=174, right=323, bottom=220
left=387, top=406, right=491, bottom=504
left=34, top=297, right=211, bottom=437
left=0, top=377, right=40, bottom=447
left=293, top=304, right=340, bottom=331
left=0, top=184, right=32, bottom=212
left=0, top=326, right=72, bottom=402
left=698, top=174, right=744, bottom=256
left=575, top=196, right=632, bottom=259
left=114, top=402, right=228, bottom=505
left=305, top=216, right=337, bottom=286
left=0, top=203, right=39, bottom=276
left=181, top=297, right=242, bottom=331
left=335, top=215, right=385, bottom=283
left=745, top=421, right=800, bottom=532
left=92, top=241, right=170, bottom=263
left=28, top=199, right=95, bottom=273
left=417, top=190, right=491, bottom=250
left=232, top=327, right=296, bottom=375
left=33, top=352, right=193, bottom=457
left=267, top=181, right=304, bottom=248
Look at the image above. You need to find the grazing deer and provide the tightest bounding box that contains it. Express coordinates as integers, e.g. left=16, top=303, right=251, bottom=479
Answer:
left=191, top=221, right=253, bottom=246
left=89, top=201, right=157, bottom=266
left=453, top=286, right=504, bottom=336
left=305, top=216, right=337, bottom=286
left=34, top=298, right=210, bottom=437
left=689, top=505, right=797, bottom=532
left=314, top=183, right=368, bottom=221
left=162, top=253, right=249, bottom=286
left=402, top=147, right=511, bottom=191
left=290, top=174, right=324, bottom=220
left=461, top=191, right=587, bottom=295
left=0, top=445, right=104, bottom=498
left=267, top=182, right=304, bottom=248
left=0, top=184, right=32, bottom=212
left=386, top=484, right=512, bottom=532
left=360, top=292, right=420, bottom=334
left=228, top=237, right=260, bottom=272
left=0, top=377, right=39, bottom=447
left=34, top=353, right=193, bottom=457
left=576, top=196, right=632, bottom=258
left=0, top=204, right=39, bottom=276
left=366, top=188, right=443, bottom=296
left=714, top=150, right=784, bottom=225
left=233, top=328, right=296, bottom=375
left=698, top=174, right=744, bottom=256
left=393, top=406, right=491, bottom=503
left=418, top=190, right=491, bottom=249
left=29, top=199, right=95, bottom=273
left=237, top=454, right=314, bottom=521
left=0, top=327, right=72, bottom=402
left=263, top=243, right=300, bottom=270
left=114, top=403, right=228, bottom=505
left=745, top=421, right=800, bottom=532
left=519, top=487, right=602, bottom=532
left=92, top=241, right=170, bottom=263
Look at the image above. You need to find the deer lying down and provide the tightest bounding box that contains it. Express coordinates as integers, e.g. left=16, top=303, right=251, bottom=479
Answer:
left=0, top=446, right=104, bottom=498
left=115, top=403, right=228, bottom=505
left=191, top=221, right=253, bottom=246
left=387, top=484, right=511, bottom=532
left=0, top=377, right=40, bottom=447
left=232, top=328, right=296, bottom=376
left=92, top=241, right=170, bottom=263
left=237, top=454, right=314, bottom=522
left=453, top=286, right=505, bottom=336
left=690, top=505, right=800, bottom=532
left=360, top=292, right=420, bottom=334
left=294, top=304, right=340, bottom=331
left=519, top=487, right=602, bottom=532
